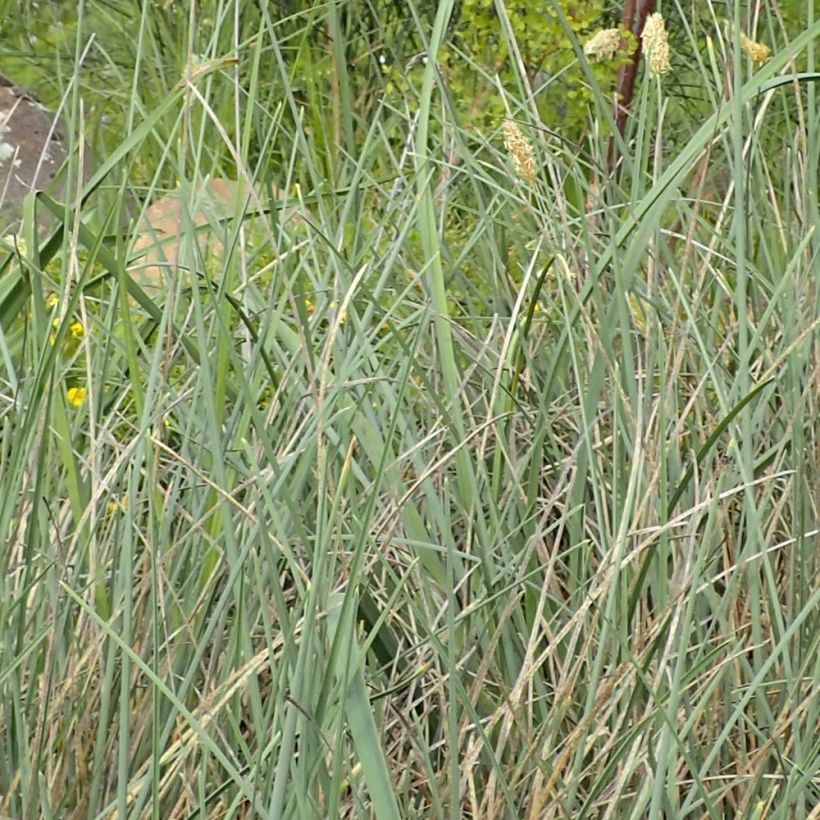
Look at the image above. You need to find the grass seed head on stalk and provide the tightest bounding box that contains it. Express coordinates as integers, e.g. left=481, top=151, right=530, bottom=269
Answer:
left=502, top=120, right=536, bottom=185
left=642, top=13, right=671, bottom=76
left=584, top=29, right=623, bottom=62
left=740, top=32, right=772, bottom=64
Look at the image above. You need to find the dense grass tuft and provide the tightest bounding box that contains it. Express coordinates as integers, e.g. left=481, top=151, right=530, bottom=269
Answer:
left=0, top=1, right=817, bottom=817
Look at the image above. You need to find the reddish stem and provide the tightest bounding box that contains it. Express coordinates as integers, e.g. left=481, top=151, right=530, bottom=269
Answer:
left=608, top=0, right=657, bottom=169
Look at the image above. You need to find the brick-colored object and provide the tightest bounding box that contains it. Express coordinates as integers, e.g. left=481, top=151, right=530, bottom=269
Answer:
left=129, top=178, right=308, bottom=300
left=129, top=178, right=261, bottom=297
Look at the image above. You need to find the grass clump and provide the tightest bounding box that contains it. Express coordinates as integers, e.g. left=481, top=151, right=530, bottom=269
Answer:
left=0, top=1, right=817, bottom=818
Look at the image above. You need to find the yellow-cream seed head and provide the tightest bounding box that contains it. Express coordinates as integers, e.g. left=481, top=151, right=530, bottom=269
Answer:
left=740, top=33, right=771, bottom=64
left=642, top=13, right=671, bottom=76
left=584, top=29, right=622, bottom=62
left=502, top=120, right=536, bottom=185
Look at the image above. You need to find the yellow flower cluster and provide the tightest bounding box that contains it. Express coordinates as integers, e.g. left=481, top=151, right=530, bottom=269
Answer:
left=584, top=28, right=622, bottom=62
left=44, top=293, right=90, bottom=410
left=49, top=317, right=85, bottom=345
left=642, top=13, right=671, bottom=76
left=46, top=293, right=85, bottom=345
left=502, top=120, right=537, bottom=185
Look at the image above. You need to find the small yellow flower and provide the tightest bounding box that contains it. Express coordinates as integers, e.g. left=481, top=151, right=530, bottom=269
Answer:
left=502, top=120, right=537, bottom=185
left=740, top=33, right=771, bottom=64
left=46, top=293, right=60, bottom=309
left=67, top=386, right=87, bottom=407
left=69, top=321, right=85, bottom=339
left=107, top=498, right=128, bottom=514
left=642, top=13, right=671, bottom=76
left=329, top=301, right=348, bottom=326
left=584, top=28, right=622, bottom=62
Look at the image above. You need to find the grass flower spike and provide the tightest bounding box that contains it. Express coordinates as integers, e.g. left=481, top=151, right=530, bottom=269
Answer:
left=584, top=29, right=622, bottom=62
left=642, top=13, right=671, bottom=76
left=740, top=32, right=771, bottom=64
left=502, top=120, right=536, bottom=185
